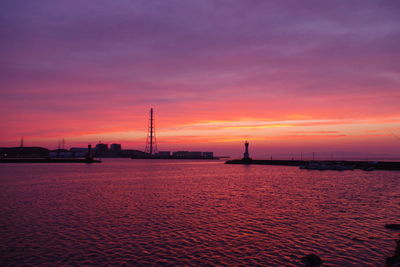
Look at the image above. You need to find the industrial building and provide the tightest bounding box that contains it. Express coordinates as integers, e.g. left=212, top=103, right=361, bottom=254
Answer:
left=110, top=144, right=122, bottom=152
left=171, top=151, right=214, bottom=159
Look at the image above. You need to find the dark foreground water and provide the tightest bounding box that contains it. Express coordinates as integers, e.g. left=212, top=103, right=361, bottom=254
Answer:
left=0, top=159, right=399, bottom=266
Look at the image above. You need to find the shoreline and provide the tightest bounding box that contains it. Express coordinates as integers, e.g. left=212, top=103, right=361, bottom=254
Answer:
left=0, top=158, right=101, bottom=163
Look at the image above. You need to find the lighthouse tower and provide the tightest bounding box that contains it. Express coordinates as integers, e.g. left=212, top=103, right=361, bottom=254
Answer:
left=242, top=141, right=252, bottom=161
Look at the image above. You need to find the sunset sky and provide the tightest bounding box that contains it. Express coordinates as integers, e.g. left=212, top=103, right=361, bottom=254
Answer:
left=1, top=1, right=399, bottom=157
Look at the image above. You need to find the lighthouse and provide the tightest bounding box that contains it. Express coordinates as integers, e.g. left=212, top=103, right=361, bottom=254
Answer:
left=242, top=141, right=252, bottom=161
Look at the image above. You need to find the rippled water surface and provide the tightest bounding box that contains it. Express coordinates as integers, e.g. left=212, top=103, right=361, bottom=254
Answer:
left=1, top=159, right=399, bottom=266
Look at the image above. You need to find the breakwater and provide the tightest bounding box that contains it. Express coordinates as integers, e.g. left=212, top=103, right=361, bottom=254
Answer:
left=0, top=158, right=101, bottom=163
left=131, top=156, right=221, bottom=160
left=225, top=159, right=400, bottom=170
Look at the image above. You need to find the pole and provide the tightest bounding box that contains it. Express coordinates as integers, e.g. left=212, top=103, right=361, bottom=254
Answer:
left=150, top=108, right=153, bottom=155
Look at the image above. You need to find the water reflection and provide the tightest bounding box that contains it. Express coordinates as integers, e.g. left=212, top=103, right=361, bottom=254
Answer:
left=0, top=159, right=398, bottom=266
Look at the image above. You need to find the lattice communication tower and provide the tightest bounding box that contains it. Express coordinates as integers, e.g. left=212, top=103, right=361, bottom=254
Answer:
left=145, top=108, right=157, bottom=155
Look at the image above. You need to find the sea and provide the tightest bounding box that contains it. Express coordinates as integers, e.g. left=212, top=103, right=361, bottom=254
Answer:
left=0, top=159, right=399, bottom=266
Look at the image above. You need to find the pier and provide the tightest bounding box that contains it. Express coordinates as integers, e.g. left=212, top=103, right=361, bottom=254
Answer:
left=226, top=141, right=400, bottom=170
left=225, top=159, right=400, bottom=171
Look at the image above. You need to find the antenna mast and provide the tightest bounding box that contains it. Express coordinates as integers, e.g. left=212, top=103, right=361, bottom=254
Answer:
left=145, top=108, right=157, bottom=156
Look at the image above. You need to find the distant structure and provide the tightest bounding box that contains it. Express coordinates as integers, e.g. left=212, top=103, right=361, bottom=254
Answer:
left=86, top=144, right=93, bottom=161
left=242, top=141, right=252, bottom=161
left=130, top=108, right=216, bottom=160
left=20, top=137, right=24, bottom=148
left=171, top=151, right=214, bottom=159
left=145, top=108, right=158, bottom=156
left=157, top=151, right=171, bottom=158
left=70, top=147, right=89, bottom=157
left=110, top=144, right=122, bottom=152
left=96, top=143, right=108, bottom=155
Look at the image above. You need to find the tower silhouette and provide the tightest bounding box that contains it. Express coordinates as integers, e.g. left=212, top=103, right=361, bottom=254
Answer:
left=242, top=140, right=252, bottom=161
left=145, top=108, right=157, bottom=156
